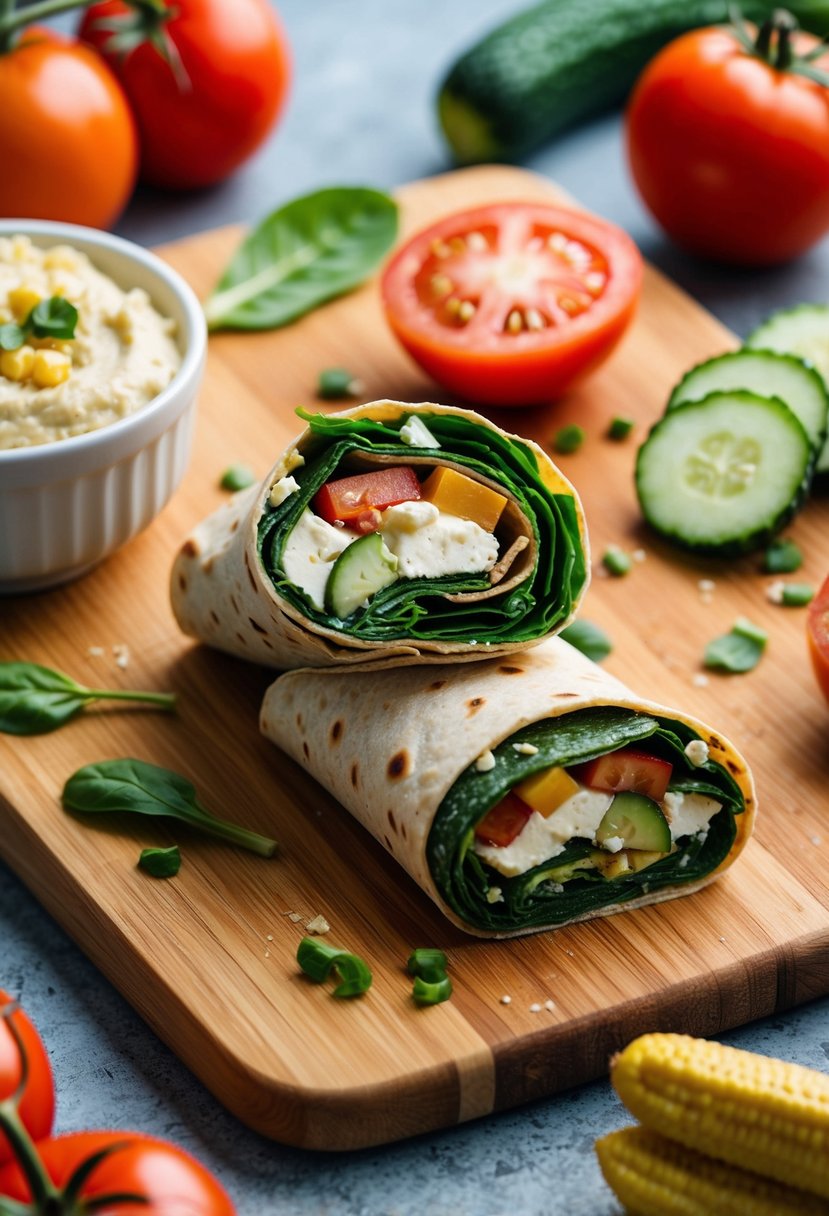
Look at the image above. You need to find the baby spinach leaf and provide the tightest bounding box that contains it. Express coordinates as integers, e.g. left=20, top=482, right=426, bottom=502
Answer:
left=703, top=617, right=768, bottom=673
left=203, top=186, right=399, bottom=331
left=63, top=758, right=278, bottom=857
left=0, top=661, right=176, bottom=735
left=138, top=845, right=181, bottom=878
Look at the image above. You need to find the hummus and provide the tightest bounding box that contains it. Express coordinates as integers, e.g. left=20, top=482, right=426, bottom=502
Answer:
left=0, top=235, right=182, bottom=451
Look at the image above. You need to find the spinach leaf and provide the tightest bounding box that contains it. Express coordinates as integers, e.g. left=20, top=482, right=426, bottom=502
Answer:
left=0, top=661, right=176, bottom=735
left=138, top=845, right=181, bottom=878
left=704, top=617, right=767, bottom=673
left=203, top=187, right=398, bottom=331
left=63, top=759, right=278, bottom=857
left=559, top=619, right=612, bottom=662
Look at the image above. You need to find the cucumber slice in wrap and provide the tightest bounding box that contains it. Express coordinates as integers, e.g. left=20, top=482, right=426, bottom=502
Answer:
left=427, top=707, right=744, bottom=932
left=324, top=533, right=398, bottom=619
left=258, top=410, right=587, bottom=645
left=596, top=792, right=671, bottom=852
left=747, top=304, right=829, bottom=472
left=636, top=391, right=813, bottom=555
left=668, top=350, right=828, bottom=458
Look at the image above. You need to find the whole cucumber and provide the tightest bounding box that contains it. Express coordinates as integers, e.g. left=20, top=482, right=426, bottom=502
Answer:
left=438, top=0, right=829, bottom=163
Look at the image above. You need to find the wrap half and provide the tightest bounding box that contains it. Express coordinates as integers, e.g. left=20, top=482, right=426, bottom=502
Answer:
left=260, top=637, right=755, bottom=937
left=171, top=400, right=588, bottom=669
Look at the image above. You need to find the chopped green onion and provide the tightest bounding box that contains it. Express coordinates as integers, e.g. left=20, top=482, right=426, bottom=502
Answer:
left=220, top=464, right=256, bottom=492
left=296, top=937, right=372, bottom=998
left=607, top=415, right=634, bottom=441
left=552, top=424, right=585, bottom=455
left=762, top=538, right=803, bottom=574
left=602, top=545, right=632, bottom=577
left=138, top=845, right=181, bottom=879
left=559, top=619, right=612, bottom=662
left=704, top=617, right=768, bottom=673
left=407, top=947, right=448, bottom=982
left=779, top=582, right=815, bottom=607
left=412, top=974, right=453, bottom=1006
left=317, top=367, right=363, bottom=400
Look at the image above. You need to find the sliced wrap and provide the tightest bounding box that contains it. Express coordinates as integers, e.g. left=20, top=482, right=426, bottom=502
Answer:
left=171, top=400, right=588, bottom=669
left=260, top=637, right=755, bottom=937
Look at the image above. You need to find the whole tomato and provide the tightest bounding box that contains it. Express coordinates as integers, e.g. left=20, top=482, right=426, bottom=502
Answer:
left=0, top=991, right=55, bottom=1166
left=626, top=13, right=829, bottom=265
left=0, top=29, right=137, bottom=228
left=0, top=1131, right=235, bottom=1214
left=79, top=0, right=291, bottom=190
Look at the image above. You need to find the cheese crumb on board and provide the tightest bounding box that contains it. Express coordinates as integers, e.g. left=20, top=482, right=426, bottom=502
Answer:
left=306, top=915, right=330, bottom=935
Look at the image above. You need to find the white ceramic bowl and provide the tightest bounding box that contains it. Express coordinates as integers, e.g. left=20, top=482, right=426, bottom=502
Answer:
left=0, top=220, right=206, bottom=593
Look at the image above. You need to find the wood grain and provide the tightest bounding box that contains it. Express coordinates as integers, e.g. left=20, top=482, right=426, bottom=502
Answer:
left=2, top=166, right=828, bottom=1150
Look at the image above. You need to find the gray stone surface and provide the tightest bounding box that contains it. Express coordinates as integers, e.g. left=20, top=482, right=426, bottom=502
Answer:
left=3, top=2, right=828, bottom=1213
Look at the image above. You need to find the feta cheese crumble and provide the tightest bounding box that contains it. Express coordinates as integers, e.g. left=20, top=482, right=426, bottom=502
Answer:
left=475, top=749, right=496, bottom=773
left=269, top=475, right=300, bottom=507
left=399, top=415, right=439, bottom=448
left=684, top=739, right=710, bottom=767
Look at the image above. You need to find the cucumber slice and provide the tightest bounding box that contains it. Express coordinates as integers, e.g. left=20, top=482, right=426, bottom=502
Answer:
left=636, top=391, right=813, bottom=555
left=324, top=532, right=399, bottom=619
left=668, top=350, right=828, bottom=457
left=746, top=304, right=829, bottom=472
left=596, top=792, right=671, bottom=853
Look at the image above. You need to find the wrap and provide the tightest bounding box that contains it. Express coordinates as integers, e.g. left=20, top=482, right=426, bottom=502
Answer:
left=171, top=400, right=588, bottom=669
left=260, top=637, right=755, bottom=937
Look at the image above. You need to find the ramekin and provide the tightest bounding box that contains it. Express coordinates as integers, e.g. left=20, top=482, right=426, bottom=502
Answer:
left=0, top=220, right=206, bottom=593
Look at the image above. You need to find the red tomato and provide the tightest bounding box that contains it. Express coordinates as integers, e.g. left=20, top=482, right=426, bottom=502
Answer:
left=79, top=0, right=291, bottom=189
left=626, top=19, right=829, bottom=265
left=0, top=1131, right=234, bottom=1214
left=475, top=792, right=533, bottom=848
left=313, top=466, right=421, bottom=530
left=0, top=29, right=137, bottom=228
left=807, top=574, right=829, bottom=704
left=381, top=203, right=642, bottom=407
left=0, top=991, right=54, bottom=1165
left=571, top=749, right=673, bottom=801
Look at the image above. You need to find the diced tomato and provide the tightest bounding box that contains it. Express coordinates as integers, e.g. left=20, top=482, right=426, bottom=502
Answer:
left=313, top=466, right=421, bottom=528
left=570, top=748, right=672, bottom=801
left=474, top=792, right=533, bottom=848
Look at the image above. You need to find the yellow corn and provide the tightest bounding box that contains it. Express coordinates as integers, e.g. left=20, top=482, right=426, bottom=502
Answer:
left=596, top=1125, right=829, bottom=1216
left=31, top=349, right=71, bottom=389
left=611, top=1033, right=829, bottom=1200
left=8, top=285, right=41, bottom=322
left=0, top=345, right=35, bottom=382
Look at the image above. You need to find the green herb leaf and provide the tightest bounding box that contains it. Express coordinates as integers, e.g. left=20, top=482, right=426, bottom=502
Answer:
left=412, top=974, right=453, bottom=1006
left=704, top=617, right=768, bottom=673
left=203, top=187, right=399, bottom=331
left=138, top=845, right=181, bottom=878
left=552, top=424, right=585, bottom=455
left=297, top=937, right=372, bottom=998
left=29, top=297, right=78, bottom=340
left=317, top=367, right=362, bottom=400
left=62, top=759, right=278, bottom=857
left=602, top=545, right=632, bottom=577
left=559, top=619, right=613, bottom=662
left=0, top=661, right=176, bottom=735
left=607, top=416, right=634, bottom=441
left=762, top=537, right=803, bottom=574
left=220, top=464, right=256, bottom=492
left=0, top=323, right=26, bottom=351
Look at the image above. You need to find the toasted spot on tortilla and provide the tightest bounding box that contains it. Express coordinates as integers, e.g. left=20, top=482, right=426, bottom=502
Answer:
left=210, top=610, right=220, bottom=625
left=384, top=835, right=393, bottom=852
left=498, top=665, right=524, bottom=675
left=178, top=574, right=187, bottom=592
left=203, top=557, right=215, bottom=575
left=303, top=741, right=310, bottom=760
left=387, top=809, right=397, bottom=833
left=249, top=617, right=266, bottom=634
left=330, top=719, right=343, bottom=744
left=401, top=822, right=407, bottom=840
left=726, top=759, right=741, bottom=774
left=230, top=594, right=239, bottom=613
left=387, top=750, right=409, bottom=779
left=296, top=712, right=303, bottom=730
left=351, top=762, right=360, bottom=789
left=429, top=679, right=447, bottom=691
left=235, top=632, right=247, bottom=646
left=466, top=697, right=486, bottom=715
left=181, top=538, right=198, bottom=559
left=230, top=518, right=239, bottom=533
left=244, top=552, right=257, bottom=592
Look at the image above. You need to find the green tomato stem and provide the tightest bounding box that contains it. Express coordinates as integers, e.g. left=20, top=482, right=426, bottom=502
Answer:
left=0, top=0, right=96, bottom=44
left=0, top=1011, right=60, bottom=1210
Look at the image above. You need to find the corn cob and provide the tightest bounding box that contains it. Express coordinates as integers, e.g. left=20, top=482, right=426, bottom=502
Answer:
left=596, top=1125, right=829, bottom=1216
left=611, top=1033, right=829, bottom=1200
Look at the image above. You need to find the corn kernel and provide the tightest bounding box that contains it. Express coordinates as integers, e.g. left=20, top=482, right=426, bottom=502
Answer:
left=8, top=286, right=41, bottom=323
left=43, top=247, right=80, bottom=271
left=31, top=349, right=71, bottom=389
left=0, top=345, right=35, bottom=382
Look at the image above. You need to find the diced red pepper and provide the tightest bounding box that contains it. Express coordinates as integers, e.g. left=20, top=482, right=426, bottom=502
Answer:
left=474, top=792, right=533, bottom=848
left=313, top=466, right=421, bottom=529
left=569, top=748, right=672, bottom=802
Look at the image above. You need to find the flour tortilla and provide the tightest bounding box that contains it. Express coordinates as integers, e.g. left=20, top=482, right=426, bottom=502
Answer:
left=260, top=636, right=755, bottom=937
left=170, top=399, right=588, bottom=670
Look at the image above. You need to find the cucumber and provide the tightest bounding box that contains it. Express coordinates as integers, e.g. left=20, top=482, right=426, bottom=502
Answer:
left=635, top=391, right=813, bottom=555
left=746, top=304, right=829, bottom=471
left=437, top=0, right=829, bottom=164
left=667, top=350, right=828, bottom=457
left=595, top=792, right=671, bottom=852
left=323, top=532, right=398, bottom=619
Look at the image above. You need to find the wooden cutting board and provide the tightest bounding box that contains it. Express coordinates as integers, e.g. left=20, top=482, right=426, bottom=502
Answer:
left=3, top=166, right=828, bottom=1151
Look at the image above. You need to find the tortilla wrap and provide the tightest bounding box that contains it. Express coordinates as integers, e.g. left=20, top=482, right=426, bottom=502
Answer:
left=260, top=637, right=755, bottom=938
left=171, top=400, right=588, bottom=669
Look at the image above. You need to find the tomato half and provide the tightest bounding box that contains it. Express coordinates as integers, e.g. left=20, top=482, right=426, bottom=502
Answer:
left=570, top=749, right=673, bottom=802
left=79, top=0, right=291, bottom=189
left=0, top=1131, right=234, bottom=1214
left=475, top=792, right=533, bottom=847
left=807, top=573, right=829, bottom=705
left=313, top=466, right=421, bottom=529
left=626, top=20, right=829, bottom=265
left=381, top=203, right=642, bottom=407
left=0, top=29, right=137, bottom=228
left=0, top=991, right=54, bottom=1165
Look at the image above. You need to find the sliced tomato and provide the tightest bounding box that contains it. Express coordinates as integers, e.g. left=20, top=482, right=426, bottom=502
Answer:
left=474, top=792, right=533, bottom=848
left=313, top=466, right=421, bottom=529
left=807, top=574, right=829, bottom=705
left=570, top=749, right=672, bottom=802
left=381, top=202, right=642, bottom=407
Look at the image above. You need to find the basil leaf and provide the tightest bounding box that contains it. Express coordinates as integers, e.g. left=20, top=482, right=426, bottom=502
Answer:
left=63, top=758, right=278, bottom=857
left=138, top=845, right=181, bottom=878
left=29, top=297, right=78, bottom=340
left=0, top=661, right=175, bottom=735
left=0, top=323, right=27, bottom=351
left=704, top=617, right=768, bottom=673
left=203, top=187, right=399, bottom=331
left=559, top=620, right=612, bottom=662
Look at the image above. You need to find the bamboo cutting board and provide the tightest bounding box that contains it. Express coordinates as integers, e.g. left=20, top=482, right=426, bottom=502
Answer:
left=2, top=166, right=829, bottom=1151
